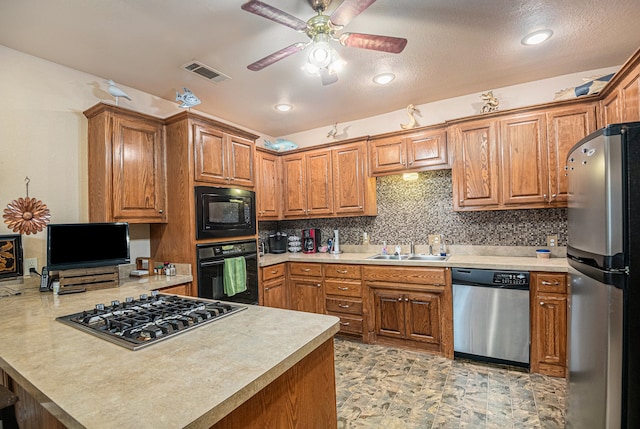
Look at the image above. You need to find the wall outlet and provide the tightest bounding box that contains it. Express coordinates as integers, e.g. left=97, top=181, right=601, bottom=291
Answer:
left=546, top=235, right=558, bottom=247
left=428, top=235, right=442, bottom=246
left=24, top=257, right=38, bottom=275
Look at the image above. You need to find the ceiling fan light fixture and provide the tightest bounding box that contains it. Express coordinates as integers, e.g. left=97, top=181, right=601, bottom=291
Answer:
left=521, top=29, right=553, bottom=46
left=373, top=73, right=396, bottom=85
left=274, top=103, right=293, bottom=112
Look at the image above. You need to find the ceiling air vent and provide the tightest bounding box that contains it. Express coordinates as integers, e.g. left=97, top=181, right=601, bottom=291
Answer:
left=181, top=61, right=230, bottom=83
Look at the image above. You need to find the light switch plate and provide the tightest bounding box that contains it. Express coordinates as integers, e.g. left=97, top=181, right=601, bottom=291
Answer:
left=546, top=235, right=558, bottom=247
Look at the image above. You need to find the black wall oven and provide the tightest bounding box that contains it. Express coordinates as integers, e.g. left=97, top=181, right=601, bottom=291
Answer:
left=197, top=240, right=258, bottom=305
left=195, top=186, right=256, bottom=239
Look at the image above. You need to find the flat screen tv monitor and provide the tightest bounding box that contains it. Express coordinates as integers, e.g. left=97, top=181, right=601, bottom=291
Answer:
left=47, top=222, right=130, bottom=270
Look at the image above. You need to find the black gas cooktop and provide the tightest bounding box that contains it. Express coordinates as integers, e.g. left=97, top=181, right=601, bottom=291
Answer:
left=56, top=291, right=246, bottom=350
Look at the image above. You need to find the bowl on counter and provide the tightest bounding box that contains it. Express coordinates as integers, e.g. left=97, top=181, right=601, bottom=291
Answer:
left=536, top=249, right=551, bottom=259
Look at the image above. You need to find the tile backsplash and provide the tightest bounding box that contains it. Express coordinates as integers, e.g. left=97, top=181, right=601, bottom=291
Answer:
left=259, top=170, right=567, bottom=248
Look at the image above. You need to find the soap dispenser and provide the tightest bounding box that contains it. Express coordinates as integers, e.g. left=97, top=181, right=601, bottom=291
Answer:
left=381, top=241, right=388, bottom=255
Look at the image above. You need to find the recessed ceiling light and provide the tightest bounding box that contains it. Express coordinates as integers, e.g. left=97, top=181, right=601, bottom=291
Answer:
left=373, top=73, right=396, bottom=85
left=274, top=103, right=293, bottom=112
left=521, top=29, right=553, bottom=46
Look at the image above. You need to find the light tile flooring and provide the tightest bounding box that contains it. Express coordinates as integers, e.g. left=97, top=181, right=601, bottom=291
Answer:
left=334, top=339, right=566, bottom=428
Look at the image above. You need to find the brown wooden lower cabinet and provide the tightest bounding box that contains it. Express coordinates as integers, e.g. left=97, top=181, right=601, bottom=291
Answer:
left=154, top=282, right=191, bottom=296
left=363, top=266, right=453, bottom=358
left=288, top=262, right=324, bottom=314
left=530, top=272, right=568, bottom=377
left=260, top=263, right=287, bottom=309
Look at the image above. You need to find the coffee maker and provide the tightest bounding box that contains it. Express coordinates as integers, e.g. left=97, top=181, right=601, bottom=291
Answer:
left=302, top=229, right=321, bottom=254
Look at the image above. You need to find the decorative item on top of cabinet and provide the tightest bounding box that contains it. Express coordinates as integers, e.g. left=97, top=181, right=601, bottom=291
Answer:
left=256, top=148, right=282, bottom=220
left=530, top=272, right=568, bottom=377
left=84, top=103, right=167, bottom=223
left=287, top=262, right=324, bottom=314
left=369, top=126, right=448, bottom=176
left=324, top=264, right=364, bottom=339
left=192, top=119, right=256, bottom=188
left=363, top=266, right=453, bottom=358
left=260, top=263, right=287, bottom=309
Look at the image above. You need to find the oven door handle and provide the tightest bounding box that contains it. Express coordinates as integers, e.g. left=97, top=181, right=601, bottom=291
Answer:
left=200, top=260, right=226, bottom=267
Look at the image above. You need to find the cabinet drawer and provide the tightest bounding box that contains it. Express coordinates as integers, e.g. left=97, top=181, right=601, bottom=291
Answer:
left=288, top=262, right=322, bottom=277
left=535, top=273, right=567, bottom=294
left=328, top=313, right=363, bottom=334
left=324, top=279, right=362, bottom=297
left=262, top=263, right=285, bottom=281
left=326, top=297, right=362, bottom=315
left=324, top=264, right=362, bottom=279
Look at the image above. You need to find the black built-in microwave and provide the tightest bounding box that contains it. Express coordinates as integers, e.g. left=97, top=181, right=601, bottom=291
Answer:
left=195, top=186, right=256, bottom=239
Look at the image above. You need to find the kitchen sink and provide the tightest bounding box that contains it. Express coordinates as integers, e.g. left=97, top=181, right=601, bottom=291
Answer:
left=367, top=254, right=449, bottom=261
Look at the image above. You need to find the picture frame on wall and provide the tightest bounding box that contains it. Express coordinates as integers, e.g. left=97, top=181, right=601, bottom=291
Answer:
left=0, top=234, right=23, bottom=280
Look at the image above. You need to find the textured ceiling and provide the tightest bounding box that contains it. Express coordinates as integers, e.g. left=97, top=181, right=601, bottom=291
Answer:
left=0, top=0, right=639, bottom=136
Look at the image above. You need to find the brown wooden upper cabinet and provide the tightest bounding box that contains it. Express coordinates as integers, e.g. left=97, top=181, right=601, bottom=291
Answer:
left=256, top=149, right=281, bottom=220
left=280, top=139, right=376, bottom=219
left=369, top=127, right=448, bottom=176
left=452, top=103, right=597, bottom=211
left=84, top=103, right=167, bottom=223
left=193, top=121, right=255, bottom=188
left=599, top=56, right=640, bottom=125
left=282, top=149, right=333, bottom=218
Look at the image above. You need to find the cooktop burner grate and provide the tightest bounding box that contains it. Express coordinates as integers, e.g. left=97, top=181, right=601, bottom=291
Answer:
left=57, top=292, right=247, bottom=350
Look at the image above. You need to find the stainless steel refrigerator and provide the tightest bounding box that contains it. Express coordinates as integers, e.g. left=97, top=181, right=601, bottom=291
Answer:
left=566, top=122, right=640, bottom=428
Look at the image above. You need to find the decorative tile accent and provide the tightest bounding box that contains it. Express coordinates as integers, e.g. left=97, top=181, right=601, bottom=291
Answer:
left=259, top=170, right=567, bottom=247
left=334, top=338, right=566, bottom=429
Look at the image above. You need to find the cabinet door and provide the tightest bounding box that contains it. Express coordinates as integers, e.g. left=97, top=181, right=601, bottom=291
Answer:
left=546, top=104, right=597, bottom=204
left=193, top=123, right=226, bottom=183
left=112, top=115, right=167, bottom=222
left=533, top=294, right=567, bottom=373
left=227, top=134, right=255, bottom=187
left=369, top=135, right=406, bottom=174
left=404, top=292, right=441, bottom=345
left=452, top=119, right=499, bottom=209
left=601, top=90, right=621, bottom=126
left=256, top=151, right=281, bottom=220
left=373, top=290, right=405, bottom=339
left=620, top=66, right=640, bottom=122
left=500, top=113, right=548, bottom=206
left=282, top=154, right=307, bottom=217
left=407, top=129, right=448, bottom=169
left=332, top=142, right=366, bottom=215
left=289, top=278, right=324, bottom=314
left=306, top=149, right=333, bottom=216
left=263, top=277, right=287, bottom=309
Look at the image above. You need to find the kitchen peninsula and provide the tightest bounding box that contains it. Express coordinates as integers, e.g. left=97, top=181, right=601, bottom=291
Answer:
left=0, top=276, right=340, bottom=428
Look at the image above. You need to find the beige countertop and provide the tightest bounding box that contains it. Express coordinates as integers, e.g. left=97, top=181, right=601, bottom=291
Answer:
left=258, top=251, right=569, bottom=272
left=0, top=275, right=339, bottom=429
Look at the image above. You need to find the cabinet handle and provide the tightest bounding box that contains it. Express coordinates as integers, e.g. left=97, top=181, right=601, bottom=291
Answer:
left=337, top=286, right=349, bottom=291
left=540, top=301, right=545, bottom=306
left=551, top=194, right=557, bottom=200
left=541, top=281, right=560, bottom=286
left=265, top=287, right=271, bottom=291
left=405, top=297, right=409, bottom=302
left=271, top=270, right=278, bottom=274
left=302, top=268, right=311, bottom=272
left=340, top=321, right=351, bottom=326
left=158, top=209, right=164, bottom=213
left=338, top=304, right=351, bottom=308
left=316, top=283, right=321, bottom=287
left=337, top=270, right=348, bottom=274
left=543, top=194, right=548, bottom=201
left=398, top=297, right=402, bottom=301
left=459, top=199, right=464, bottom=204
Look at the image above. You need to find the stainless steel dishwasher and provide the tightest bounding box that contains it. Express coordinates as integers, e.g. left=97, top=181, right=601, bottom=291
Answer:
left=452, top=268, right=530, bottom=367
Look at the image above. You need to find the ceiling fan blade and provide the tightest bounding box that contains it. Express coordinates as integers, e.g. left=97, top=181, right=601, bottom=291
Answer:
left=339, top=33, right=407, bottom=53
left=241, top=0, right=308, bottom=32
left=248, top=43, right=307, bottom=71
left=329, top=0, right=377, bottom=27
left=320, top=68, right=339, bottom=86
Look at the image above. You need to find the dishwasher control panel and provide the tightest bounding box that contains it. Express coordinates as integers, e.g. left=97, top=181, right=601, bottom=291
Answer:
left=451, top=268, right=530, bottom=288
left=493, top=272, right=529, bottom=286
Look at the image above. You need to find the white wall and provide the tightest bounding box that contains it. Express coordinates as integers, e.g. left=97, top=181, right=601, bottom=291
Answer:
left=0, top=45, right=271, bottom=269
left=280, top=66, right=619, bottom=148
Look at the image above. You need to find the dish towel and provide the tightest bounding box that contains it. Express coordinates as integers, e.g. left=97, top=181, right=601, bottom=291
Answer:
left=223, top=257, right=247, bottom=297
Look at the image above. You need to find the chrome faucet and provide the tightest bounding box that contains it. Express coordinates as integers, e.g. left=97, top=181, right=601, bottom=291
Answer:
left=410, top=241, right=415, bottom=255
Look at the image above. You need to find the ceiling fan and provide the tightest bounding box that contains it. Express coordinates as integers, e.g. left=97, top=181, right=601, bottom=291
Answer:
left=241, top=0, right=408, bottom=85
